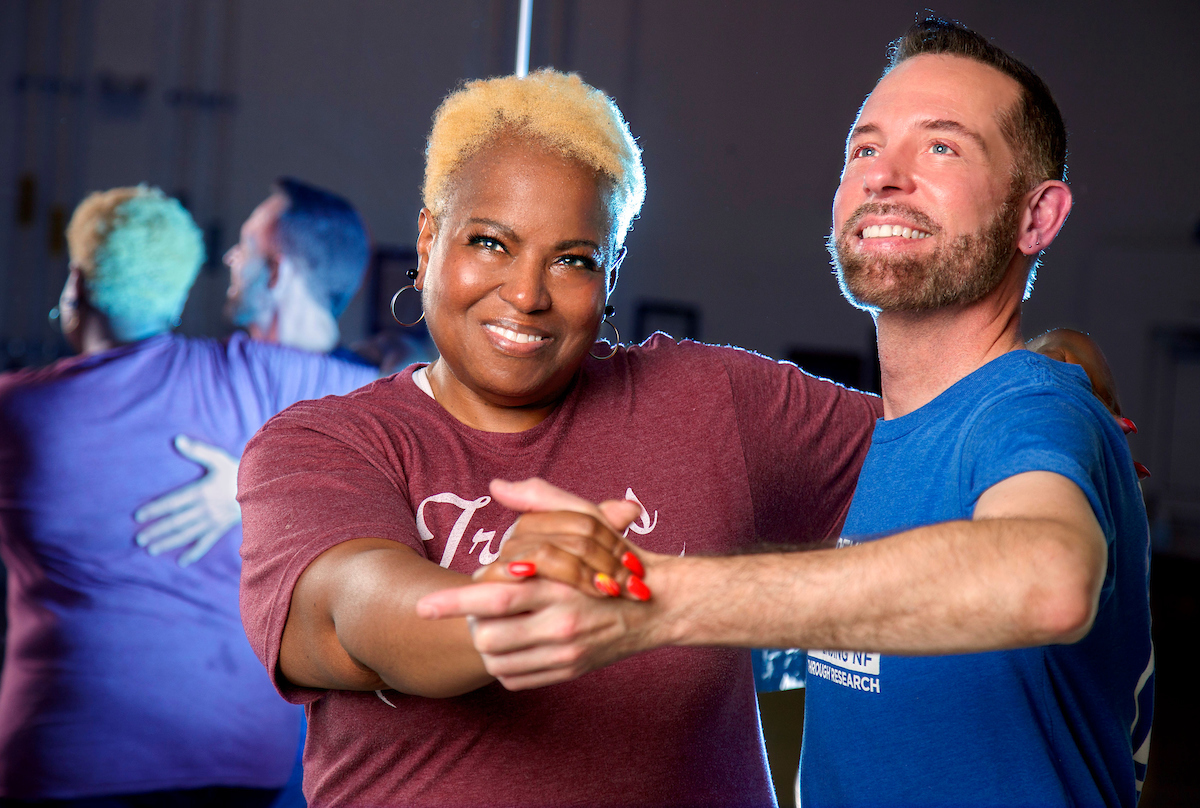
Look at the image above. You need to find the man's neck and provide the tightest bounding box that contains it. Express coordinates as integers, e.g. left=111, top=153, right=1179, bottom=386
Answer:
left=875, top=270, right=1026, bottom=420
left=254, top=269, right=339, bottom=353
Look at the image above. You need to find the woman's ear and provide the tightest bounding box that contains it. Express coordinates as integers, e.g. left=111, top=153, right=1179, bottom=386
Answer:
left=415, top=208, right=438, bottom=289
left=607, top=246, right=627, bottom=295
left=58, top=265, right=89, bottom=350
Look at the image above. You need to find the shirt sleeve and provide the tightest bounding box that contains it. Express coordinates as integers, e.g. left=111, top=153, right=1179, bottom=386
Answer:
left=715, top=346, right=883, bottom=545
left=237, top=396, right=420, bottom=703
left=961, top=385, right=1117, bottom=543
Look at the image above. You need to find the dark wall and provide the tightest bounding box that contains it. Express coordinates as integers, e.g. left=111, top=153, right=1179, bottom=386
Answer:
left=2, top=0, right=1198, bottom=541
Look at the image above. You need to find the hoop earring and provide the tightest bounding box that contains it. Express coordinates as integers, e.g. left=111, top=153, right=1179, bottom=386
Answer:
left=391, top=268, right=424, bottom=327
left=590, top=305, right=620, bottom=360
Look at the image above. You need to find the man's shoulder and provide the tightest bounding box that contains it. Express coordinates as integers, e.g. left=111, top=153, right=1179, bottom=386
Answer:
left=955, top=351, right=1137, bottom=520
left=253, top=369, right=420, bottom=438
left=225, top=332, right=378, bottom=403
left=228, top=331, right=369, bottom=371
left=990, top=348, right=1091, bottom=390
left=965, top=350, right=1110, bottom=431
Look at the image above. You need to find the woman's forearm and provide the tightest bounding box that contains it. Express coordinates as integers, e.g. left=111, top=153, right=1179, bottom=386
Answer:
left=282, top=538, right=494, bottom=698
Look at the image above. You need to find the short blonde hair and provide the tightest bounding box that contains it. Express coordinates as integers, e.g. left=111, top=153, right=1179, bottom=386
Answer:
left=65, top=186, right=204, bottom=342
left=66, top=186, right=143, bottom=272
left=424, top=69, right=645, bottom=249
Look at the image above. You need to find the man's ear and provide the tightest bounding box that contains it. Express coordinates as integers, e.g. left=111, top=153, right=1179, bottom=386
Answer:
left=264, top=251, right=282, bottom=288
left=415, top=208, right=438, bottom=290
left=1018, top=180, right=1073, bottom=256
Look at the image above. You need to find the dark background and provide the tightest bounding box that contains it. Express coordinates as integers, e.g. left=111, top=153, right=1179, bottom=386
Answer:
left=1, top=1, right=1196, bottom=804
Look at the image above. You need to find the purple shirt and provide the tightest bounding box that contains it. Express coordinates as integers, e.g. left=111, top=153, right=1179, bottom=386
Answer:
left=0, top=332, right=376, bottom=799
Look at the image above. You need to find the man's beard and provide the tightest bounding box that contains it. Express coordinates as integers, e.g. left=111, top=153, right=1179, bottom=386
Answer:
left=830, top=190, right=1022, bottom=314
left=226, top=255, right=275, bottom=329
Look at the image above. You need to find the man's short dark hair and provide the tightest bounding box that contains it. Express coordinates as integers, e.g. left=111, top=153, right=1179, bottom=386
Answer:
left=886, top=15, right=1067, bottom=189
left=273, top=177, right=369, bottom=318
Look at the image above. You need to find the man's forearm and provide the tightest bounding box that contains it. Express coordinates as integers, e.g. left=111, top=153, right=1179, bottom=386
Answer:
left=649, top=517, right=1102, bottom=655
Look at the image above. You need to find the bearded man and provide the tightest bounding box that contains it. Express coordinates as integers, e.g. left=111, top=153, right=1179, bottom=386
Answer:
left=419, top=15, right=1154, bottom=808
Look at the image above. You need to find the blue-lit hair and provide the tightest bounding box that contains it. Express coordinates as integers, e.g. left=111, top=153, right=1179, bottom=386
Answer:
left=74, top=187, right=204, bottom=342
left=272, top=177, right=369, bottom=317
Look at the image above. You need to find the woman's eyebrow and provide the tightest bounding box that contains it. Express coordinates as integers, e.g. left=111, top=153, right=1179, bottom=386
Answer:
left=555, top=239, right=601, bottom=252
left=467, top=217, right=519, bottom=241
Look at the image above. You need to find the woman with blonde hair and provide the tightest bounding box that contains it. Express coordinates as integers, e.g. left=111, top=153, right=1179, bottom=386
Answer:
left=238, top=69, right=881, bottom=807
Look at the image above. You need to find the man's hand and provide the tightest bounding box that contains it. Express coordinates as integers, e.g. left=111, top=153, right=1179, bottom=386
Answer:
left=134, top=435, right=242, bottom=567
left=418, top=577, right=651, bottom=690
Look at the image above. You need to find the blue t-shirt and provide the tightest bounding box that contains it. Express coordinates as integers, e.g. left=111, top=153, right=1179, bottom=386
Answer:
left=800, top=350, right=1153, bottom=808
left=0, top=332, right=376, bottom=799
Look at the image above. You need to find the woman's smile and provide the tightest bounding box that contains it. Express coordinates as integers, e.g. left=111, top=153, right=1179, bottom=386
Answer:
left=483, top=321, right=552, bottom=351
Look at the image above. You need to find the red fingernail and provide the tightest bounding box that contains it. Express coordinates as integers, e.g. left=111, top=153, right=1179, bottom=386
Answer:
left=594, top=573, right=620, bottom=597
left=620, top=551, right=645, bottom=578
left=508, top=561, right=536, bottom=578
left=1119, top=417, right=1138, bottom=435
left=626, top=575, right=651, bottom=601
left=1134, top=461, right=1151, bottom=480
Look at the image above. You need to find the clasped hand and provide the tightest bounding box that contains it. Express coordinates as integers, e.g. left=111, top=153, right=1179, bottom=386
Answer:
left=417, top=478, right=667, bottom=691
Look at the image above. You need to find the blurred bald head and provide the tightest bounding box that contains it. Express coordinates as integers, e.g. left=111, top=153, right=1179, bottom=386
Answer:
left=1027, top=329, right=1122, bottom=416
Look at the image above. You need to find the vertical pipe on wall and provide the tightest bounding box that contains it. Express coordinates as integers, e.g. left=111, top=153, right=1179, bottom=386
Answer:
left=1, top=0, right=35, bottom=348
left=515, top=0, right=532, bottom=77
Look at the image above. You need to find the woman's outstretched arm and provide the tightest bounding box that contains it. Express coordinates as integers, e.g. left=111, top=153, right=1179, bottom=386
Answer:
left=280, top=537, right=493, bottom=698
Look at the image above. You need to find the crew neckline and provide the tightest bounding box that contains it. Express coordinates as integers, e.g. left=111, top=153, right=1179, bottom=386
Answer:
left=398, top=364, right=584, bottom=454
left=870, top=349, right=1085, bottom=443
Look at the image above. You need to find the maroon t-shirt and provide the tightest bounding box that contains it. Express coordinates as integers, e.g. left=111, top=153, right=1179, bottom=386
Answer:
left=239, top=336, right=881, bottom=808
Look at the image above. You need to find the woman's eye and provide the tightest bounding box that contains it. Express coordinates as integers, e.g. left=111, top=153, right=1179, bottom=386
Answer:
left=468, top=235, right=505, bottom=252
left=557, top=255, right=598, bottom=271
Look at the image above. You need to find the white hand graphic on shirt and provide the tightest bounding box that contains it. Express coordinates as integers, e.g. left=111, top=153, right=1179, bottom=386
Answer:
left=134, top=435, right=242, bottom=567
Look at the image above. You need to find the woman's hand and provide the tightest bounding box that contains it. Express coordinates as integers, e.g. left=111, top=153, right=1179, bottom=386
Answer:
left=472, top=479, right=658, bottom=601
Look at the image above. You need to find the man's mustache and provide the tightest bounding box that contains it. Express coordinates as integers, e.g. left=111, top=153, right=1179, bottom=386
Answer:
left=841, top=202, right=940, bottom=238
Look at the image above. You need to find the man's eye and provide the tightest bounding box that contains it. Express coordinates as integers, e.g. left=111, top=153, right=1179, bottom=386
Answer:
left=853, top=145, right=877, bottom=158
left=930, top=143, right=955, bottom=155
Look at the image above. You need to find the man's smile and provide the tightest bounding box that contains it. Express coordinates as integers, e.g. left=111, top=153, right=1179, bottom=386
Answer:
left=859, top=224, right=932, bottom=239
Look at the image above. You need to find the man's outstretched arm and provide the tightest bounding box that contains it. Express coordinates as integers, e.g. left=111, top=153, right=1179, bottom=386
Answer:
left=418, top=472, right=1106, bottom=690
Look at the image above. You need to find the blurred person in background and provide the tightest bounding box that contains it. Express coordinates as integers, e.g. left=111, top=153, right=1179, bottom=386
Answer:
left=132, top=177, right=403, bottom=564
left=0, top=184, right=376, bottom=807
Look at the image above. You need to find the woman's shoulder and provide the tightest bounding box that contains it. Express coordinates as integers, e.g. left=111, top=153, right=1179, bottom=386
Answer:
left=617, top=333, right=803, bottom=383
